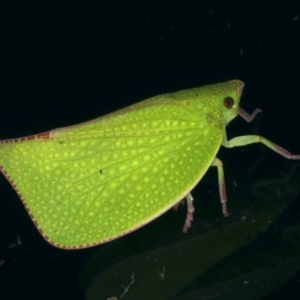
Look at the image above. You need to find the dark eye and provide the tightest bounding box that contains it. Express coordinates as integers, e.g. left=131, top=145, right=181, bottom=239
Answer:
left=223, top=96, right=234, bottom=108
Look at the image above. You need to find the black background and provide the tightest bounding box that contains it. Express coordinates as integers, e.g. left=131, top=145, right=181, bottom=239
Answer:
left=0, top=1, right=300, bottom=299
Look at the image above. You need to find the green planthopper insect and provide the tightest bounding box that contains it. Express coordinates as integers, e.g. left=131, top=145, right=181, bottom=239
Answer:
left=0, top=80, right=299, bottom=249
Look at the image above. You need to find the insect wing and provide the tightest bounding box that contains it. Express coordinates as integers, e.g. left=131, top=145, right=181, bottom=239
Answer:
left=0, top=97, right=222, bottom=248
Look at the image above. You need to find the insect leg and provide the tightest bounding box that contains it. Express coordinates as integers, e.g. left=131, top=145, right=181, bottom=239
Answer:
left=238, top=107, right=262, bottom=122
left=211, top=158, right=229, bottom=217
left=182, top=193, right=195, bottom=233
left=223, top=135, right=300, bottom=160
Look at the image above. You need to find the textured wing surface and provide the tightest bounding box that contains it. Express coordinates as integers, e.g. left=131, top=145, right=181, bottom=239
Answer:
left=0, top=98, right=222, bottom=248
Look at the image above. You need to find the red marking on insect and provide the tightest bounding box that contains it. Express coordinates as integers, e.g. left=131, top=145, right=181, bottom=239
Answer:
left=36, top=131, right=52, bottom=140
left=22, top=131, right=52, bottom=141
left=0, top=130, right=53, bottom=143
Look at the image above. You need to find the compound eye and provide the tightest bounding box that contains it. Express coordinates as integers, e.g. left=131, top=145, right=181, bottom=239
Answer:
left=223, top=96, right=234, bottom=108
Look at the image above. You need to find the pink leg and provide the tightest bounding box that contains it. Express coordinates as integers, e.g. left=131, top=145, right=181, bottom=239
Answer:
left=182, top=193, right=195, bottom=233
left=211, top=157, right=229, bottom=217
